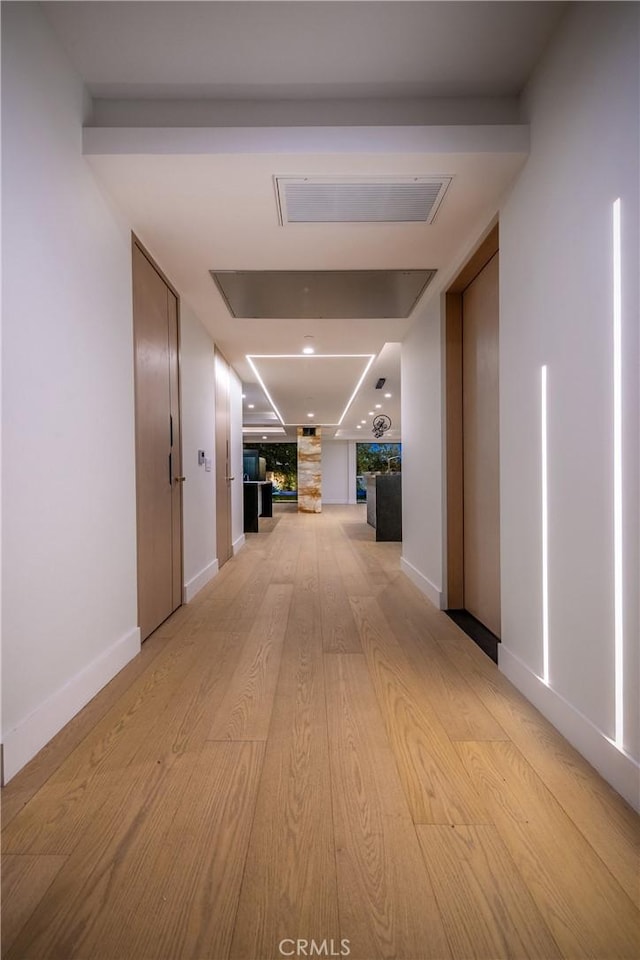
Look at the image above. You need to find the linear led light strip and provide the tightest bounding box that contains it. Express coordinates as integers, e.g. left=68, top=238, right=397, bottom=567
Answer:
left=612, top=198, right=623, bottom=750
left=246, top=354, right=375, bottom=426
left=246, top=355, right=285, bottom=424
left=541, top=364, right=549, bottom=685
left=338, top=354, right=375, bottom=424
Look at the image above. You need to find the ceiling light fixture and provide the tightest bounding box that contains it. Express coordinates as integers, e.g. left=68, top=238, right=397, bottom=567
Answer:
left=302, top=346, right=315, bottom=354
left=384, top=392, right=392, bottom=398
left=247, top=353, right=375, bottom=426
left=375, top=403, right=382, bottom=409
left=307, top=412, right=314, bottom=418
left=372, top=414, right=392, bottom=439
left=337, top=354, right=376, bottom=425
left=248, top=403, right=255, bottom=409
left=302, top=335, right=315, bottom=355
left=262, top=435, right=267, bottom=440
left=245, top=356, right=285, bottom=424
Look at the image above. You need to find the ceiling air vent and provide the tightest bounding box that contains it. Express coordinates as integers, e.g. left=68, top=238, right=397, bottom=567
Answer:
left=275, top=176, right=452, bottom=225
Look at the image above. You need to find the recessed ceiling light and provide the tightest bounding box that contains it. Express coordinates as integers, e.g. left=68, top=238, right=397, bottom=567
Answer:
left=248, top=403, right=255, bottom=409
left=375, top=403, right=382, bottom=409
left=356, top=425, right=362, bottom=429
left=368, top=411, right=374, bottom=416
left=307, top=412, right=314, bottom=418
left=242, top=393, right=246, bottom=399
left=302, top=346, right=315, bottom=354
left=384, top=392, right=392, bottom=398
left=262, top=435, right=267, bottom=440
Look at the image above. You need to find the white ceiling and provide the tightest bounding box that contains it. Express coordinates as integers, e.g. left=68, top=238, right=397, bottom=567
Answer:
left=43, top=1, right=566, bottom=440
left=46, top=1, right=565, bottom=99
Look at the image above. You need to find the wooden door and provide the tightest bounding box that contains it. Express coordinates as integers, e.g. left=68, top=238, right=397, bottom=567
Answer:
left=215, top=349, right=232, bottom=567
left=461, top=252, right=501, bottom=636
left=133, top=241, right=183, bottom=640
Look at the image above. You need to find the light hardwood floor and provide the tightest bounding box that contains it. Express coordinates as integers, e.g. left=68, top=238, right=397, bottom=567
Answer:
left=2, top=504, right=639, bottom=960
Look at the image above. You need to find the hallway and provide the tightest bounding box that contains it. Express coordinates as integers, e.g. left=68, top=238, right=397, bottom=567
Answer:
left=1, top=505, right=639, bottom=960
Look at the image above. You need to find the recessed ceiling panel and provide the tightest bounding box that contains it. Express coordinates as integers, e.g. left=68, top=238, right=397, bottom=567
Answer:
left=212, top=269, right=436, bottom=319
left=247, top=354, right=374, bottom=425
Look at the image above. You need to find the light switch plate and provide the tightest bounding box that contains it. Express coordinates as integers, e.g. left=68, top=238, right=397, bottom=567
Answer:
left=205, top=458, right=212, bottom=472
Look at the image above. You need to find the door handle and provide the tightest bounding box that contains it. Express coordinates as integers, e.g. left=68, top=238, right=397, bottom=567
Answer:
left=175, top=476, right=186, bottom=483
left=226, top=476, right=235, bottom=482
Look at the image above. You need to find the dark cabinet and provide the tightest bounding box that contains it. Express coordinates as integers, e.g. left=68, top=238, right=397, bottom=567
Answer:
left=366, top=474, right=402, bottom=541
left=243, top=481, right=273, bottom=533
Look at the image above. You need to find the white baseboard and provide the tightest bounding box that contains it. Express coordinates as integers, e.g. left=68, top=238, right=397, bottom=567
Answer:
left=499, top=644, right=640, bottom=812
left=183, top=559, right=219, bottom=603
left=232, top=534, right=246, bottom=555
left=400, top=556, right=442, bottom=609
left=1, top=627, right=141, bottom=784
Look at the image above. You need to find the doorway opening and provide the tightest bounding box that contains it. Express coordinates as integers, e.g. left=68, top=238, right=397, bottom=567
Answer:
left=445, top=223, right=500, bottom=662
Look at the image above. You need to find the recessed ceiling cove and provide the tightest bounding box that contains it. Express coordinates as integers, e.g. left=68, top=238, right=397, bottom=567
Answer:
left=211, top=269, right=436, bottom=319
left=247, top=354, right=374, bottom=426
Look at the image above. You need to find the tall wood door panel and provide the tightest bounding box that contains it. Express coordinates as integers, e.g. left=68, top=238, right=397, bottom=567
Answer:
left=215, top=349, right=232, bottom=568
left=462, top=252, right=501, bottom=637
left=133, top=241, right=183, bottom=640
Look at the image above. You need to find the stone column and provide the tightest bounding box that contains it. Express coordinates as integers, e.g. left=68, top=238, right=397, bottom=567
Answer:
left=297, top=427, right=322, bottom=513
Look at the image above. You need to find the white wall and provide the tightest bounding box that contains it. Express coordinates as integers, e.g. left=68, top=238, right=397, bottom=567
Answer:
left=1, top=5, right=139, bottom=779
left=398, top=1, right=639, bottom=810
left=321, top=439, right=351, bottom=503
left=499, top=2, right=639, bottom=804
left=180, top=304, right=217, bottom=600
left=400, top=299, right=444, bottom=607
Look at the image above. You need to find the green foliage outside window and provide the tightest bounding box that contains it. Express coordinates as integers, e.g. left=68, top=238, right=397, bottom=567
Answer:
left=243, top=441, right=401, bottom=504
left=356, top=442, right=402, bottom=501
left=243, top=443, right=298, bottom=501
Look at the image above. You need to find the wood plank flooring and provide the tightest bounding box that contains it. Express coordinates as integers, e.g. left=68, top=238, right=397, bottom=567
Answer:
left=2, top=504, right=639, bottom=960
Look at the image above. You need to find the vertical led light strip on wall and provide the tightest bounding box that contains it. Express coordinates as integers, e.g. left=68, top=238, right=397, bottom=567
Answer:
left=612, top=198, right=624, bottom=749
left=541, top=364, right=550, bottom=685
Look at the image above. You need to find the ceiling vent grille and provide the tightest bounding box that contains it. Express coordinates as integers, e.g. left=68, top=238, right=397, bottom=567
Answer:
left=275, top=176, right=451, bottom=225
